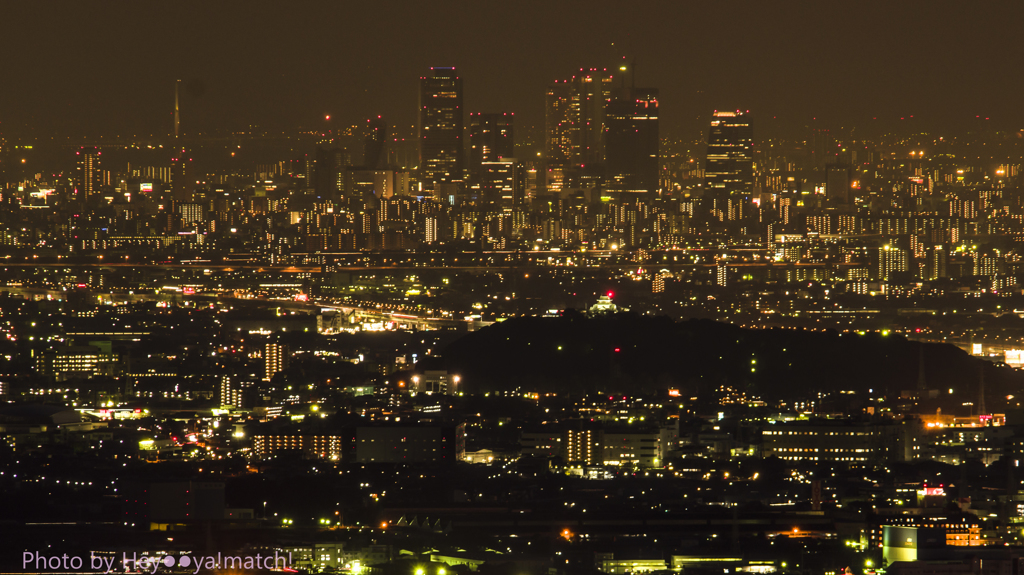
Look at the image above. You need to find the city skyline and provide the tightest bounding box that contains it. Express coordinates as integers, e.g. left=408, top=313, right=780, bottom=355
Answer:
left=3, top=1, right=1024, bottom=142
left=6, top=4, right=1024, bottom=575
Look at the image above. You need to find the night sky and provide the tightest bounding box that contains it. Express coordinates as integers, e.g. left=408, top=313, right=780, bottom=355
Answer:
left=2, top=0, right=1023, bottom=142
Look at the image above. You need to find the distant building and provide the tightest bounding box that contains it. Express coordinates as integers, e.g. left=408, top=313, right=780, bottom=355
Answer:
left=264, top=343, right=289, bottom=382
left=35, top=342, right=119, bottom=380
left=716, top=261, right=728, bottom=287
left=251, top=423, right=466, bottom=463
left=413, top=370, right=460, bottom=394
left=705, top=111, right=754, bottom=218
left=123, top=481, right=226, bottom=528
left=521, top=424, right=662, bottom=468
left=75, top=147, right=103, bottom=198
left=468, top=113, right=514, bottom=179
left=419, top=67, right=464, bottom=192
left=588, top=294, right=618, bottom=316
left=544, top=69, right=616, bottom=170
left=605, top=88, right=659, bottom=193
left=363, top=116, right=388, bottom=169
left=826, top=163, right=852, bottom=204
left=762, top=419, right=923, bottom=463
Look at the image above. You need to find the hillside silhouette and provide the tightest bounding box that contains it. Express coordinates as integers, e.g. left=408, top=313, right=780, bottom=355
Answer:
left=438, top=313, right=1022, bottom=414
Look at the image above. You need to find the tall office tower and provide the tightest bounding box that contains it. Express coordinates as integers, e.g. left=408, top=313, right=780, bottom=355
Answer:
left=418, top=67, right=464, bottom=192
left=825, top=163, right=852, bottom=204
left=480, top=158, right=526, bottom=208
left=605, top=88, right=659, bottom=193
left=705, top=111, right=754, bottom=218
left=264, top=343, right=289, bottom=382
left=363, top=116, right=388, bottom=169
left=544, top=68, right=617, bottom=170
left=716, top=260, right=728, bottom=287
left=314, top=146, right=344, bottom=199
left=75, top=147, right=102, bottom=198
left=170, top=147, right=192, bottom=201
left=468, top=113, right=514, bottom=179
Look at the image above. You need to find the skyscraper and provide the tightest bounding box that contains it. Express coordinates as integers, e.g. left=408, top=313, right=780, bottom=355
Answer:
left=468, top=113, right=514, bottom=179
left=419, top=67, right=464, bottom=192
left=605, top=88, right=659, bottom=193
left=544, top=69, right=615, bottom=170
left=363, top=116, right=388, bottom=169
left=825, top=163, right=852, bottom=204
left=705, top=111, right=754, bottom=222
left=75, top=147, right=102, bottom=198
left=171, top=146, right=191, bottom=202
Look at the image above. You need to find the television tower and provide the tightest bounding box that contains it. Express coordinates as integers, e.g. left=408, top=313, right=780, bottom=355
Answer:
left=174, top=79, right=181, bottom=138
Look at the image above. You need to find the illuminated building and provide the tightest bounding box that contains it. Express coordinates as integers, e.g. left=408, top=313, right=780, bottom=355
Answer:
left=877, top=245, right=909, bottom=281
left=75, top=147, right=103, bottom=198
left=716, top=260, right=728, bottom=287
left=35, top=343, right=119, bottom=381
left=254, top=424, right=466, bottom=463
left=544, top=68, right=617, bottom=171
left=412, top=370, right=460, bottom=394
left=264, top=343, right=289, bottom=382
left=602, top=430, right=660, bottom=467
left=478, top=158, right=526, bottom=208
left=419, top=67, right=464, bottom=191
left=468, top=113, right=514, bottom=180
left=705, top=111, right=753, bottom=218
left=564, top=428, right=601, bottom=465
left=652, top=272, right=665, bottom=293
left=762, top=420, right=921, bottom=463
left=178, top=202, right=205, bottom=225
left=424, top=216, right=439, bottom=244
left=251, top=434, right=345, bottom=460
left=218, top=376, right=252, bottom=409
left=529, top=424, right=661, bottom=468
left=605, top=88, right=659, bottom=193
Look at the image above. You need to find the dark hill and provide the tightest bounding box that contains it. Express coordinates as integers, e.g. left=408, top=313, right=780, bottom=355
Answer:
left=437, top=313, right=1022, bottom=412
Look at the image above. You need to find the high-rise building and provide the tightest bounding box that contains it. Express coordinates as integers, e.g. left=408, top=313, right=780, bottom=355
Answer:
left=76, top=147, right=102, bottom=198
left=474, top=158, right=526, bottom=208
left=877, top=245, right=909, bottom=281
left=424, top=216, right=439, bottom=244
left=363, top=116, right=388, bottom=169
left=264, top=343, right=289, bottom=382
left=178, top=202, right=205, bottom=225
left=825, top=163, right=852, bottom=204
left=418, top=67, right=464, bottom=192
left=468, top=113, right=514, bottom=179
left=315, top=146, right=346, bottom=199
left=544, top=69, right=617, bottom=169
left=171, top=146, right=192, bottom=202
left=606, top=88, right=659, bottom=193
left=705, top=111, right=754, bottom=216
